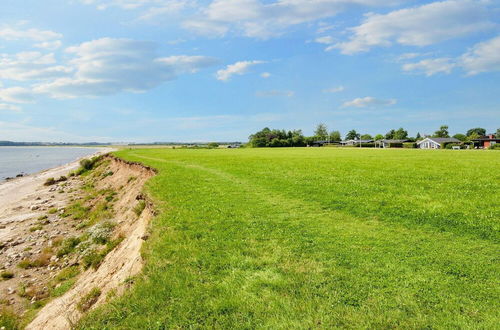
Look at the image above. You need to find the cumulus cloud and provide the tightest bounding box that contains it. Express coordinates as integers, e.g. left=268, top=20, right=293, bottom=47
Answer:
left=255, top=90, right=294, bottom=97
left=402, top=58, right=456, bottom=76
left=461, top=35, right=500, bottom=75
left=0, top=87, right=36, bottom=104
left=33, top=38, right=217, bottom=98
left=184, top=0, right=399, bottom=39
left=323, top=86, right=344, bottom=93
left=342, top=96, right=396, bottom=107
left=334, top=0, right=496, bottom=54
left=216, top=60, right=265, bottom=81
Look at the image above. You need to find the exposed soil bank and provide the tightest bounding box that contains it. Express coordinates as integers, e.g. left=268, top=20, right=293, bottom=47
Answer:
left=26, top=155, right=156, bottom=329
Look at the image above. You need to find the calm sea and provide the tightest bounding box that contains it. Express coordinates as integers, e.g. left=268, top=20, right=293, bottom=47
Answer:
left=0, top=147, right=100, bottom=181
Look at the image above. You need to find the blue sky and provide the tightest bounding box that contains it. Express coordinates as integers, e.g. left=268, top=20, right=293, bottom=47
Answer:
left=0, top=0, right=499, bottom=142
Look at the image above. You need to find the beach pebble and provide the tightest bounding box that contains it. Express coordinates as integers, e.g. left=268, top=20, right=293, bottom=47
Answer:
left=30, top=205, right=39, bottom=211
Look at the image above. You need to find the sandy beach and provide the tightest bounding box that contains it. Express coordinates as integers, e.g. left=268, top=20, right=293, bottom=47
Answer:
left=0, top=148, right=113, bottom=217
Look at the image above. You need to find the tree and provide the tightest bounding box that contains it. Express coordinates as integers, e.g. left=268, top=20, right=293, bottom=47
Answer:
left=248, top=127, right=306, bottom=147
left=416, top=132, right=422, bottom=140
left=453, top=133, right=467, bottom=142
left=393, top=127, right=408, bottom=140
left=433, top=125, right=450, bottom=138
left=208, top=142, right=219, bottom=148
left=374, top=134, right=384, bottom=141
left=466, top=127, right=486, bottom=137
left=360, top=134, right=372, bottom=140
left=329, top=130, right=341, bottom=142
left=314, top=123, right=329, bottom=140
left=496, top=128, right=500, bottom=137
left=385, top=129, right=396, bottom=139
left=345, top=129, right=360, bottom=140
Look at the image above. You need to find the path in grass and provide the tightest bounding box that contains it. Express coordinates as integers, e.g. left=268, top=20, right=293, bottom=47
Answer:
left=79, top=148, right=500, bottom=329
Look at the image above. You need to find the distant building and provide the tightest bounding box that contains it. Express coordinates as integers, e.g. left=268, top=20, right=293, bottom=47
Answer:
left=340, top=139, right=373, bottom=146
left=375, top=139, right=409, bottom=148
left=471, top=134, right=499, bottom=149
left=311, top=140, right=329, bottom=147
left=417, top=137, right=460, bottom=149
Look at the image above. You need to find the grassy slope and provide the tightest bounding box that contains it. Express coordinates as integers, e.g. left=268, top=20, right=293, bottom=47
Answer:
left=79, top=148, right=499, bottom=329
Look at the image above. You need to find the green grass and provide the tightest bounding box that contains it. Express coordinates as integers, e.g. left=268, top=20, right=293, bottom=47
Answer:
left=79, top=148, right=499, bottom=328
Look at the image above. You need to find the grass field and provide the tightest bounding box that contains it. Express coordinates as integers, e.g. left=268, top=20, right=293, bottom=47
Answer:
left=80, top=148, right=499, bottom=328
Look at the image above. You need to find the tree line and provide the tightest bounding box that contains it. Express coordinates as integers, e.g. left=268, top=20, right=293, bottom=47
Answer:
left=248, top=124, right=498, bottom=148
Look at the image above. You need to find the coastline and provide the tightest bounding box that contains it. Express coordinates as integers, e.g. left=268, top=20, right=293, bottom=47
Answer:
left=0, top=147, right=114, bottom=218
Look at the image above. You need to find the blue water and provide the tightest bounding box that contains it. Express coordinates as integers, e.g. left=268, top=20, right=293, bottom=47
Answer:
left=0, top=147, right=100, bottom=181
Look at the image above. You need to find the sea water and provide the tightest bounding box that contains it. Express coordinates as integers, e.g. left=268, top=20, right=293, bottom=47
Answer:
left=0, top=147, right=100, bottom=181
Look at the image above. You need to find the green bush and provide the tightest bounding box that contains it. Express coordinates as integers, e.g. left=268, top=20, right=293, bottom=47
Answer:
left=403, top=142, right=416, bottom=148
left=445, top=143, right=462, bottom=149
left=488, top=143, right=500, bottom=150
left=387, top=143, right=403, bottom=148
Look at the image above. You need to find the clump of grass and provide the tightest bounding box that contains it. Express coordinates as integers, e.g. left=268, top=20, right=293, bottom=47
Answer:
left=17, top=259, right=32, bottom=269
left=0, top=308, right=18, bottom=329
left=88, top=221, right=115, bottom=244
left=29, top=225, right=43, bottom=232
left=127, top=176, right=137, bottom=183
left=44, top=177, right=56, bottom=186
left=133, top=200, right=146, bottom=217
left=77, top=288, right=101, bottom=312
left=62, top=202, right=89, bottom=220
left=102, top=171, right=114, bottom=178
left=56, top=237, right=81, bottom=258
left=82, top=236, right=123, bottom=270
left=76, top=156, right=102, bottom=176
left=47, top=208, right=58, bottom=214
left=54, top=266, right=80, bottom=282
left=38, top=215, right=48, bottom=220
left=50, top=279, right=76, bottom=298
left=1, top=271, right=14, bottom=280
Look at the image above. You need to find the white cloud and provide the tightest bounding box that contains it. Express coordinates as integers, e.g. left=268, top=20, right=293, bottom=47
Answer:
left=0, top=52, right=72, bottom=81
left=260, top=72, right=271, bottom=78
left=0, top=103, right=21, bottom=112
left=342, top=96, right=396, bottom=107
left=216, top=60, right=265, bottom=81
left=315, top=36, right=335, bottom=45
left=335, top=0, right=496, bottom=54
left=137, top=0, right=192, bottom=20
left=33, top=38, right=217, bottom=98
left=255, top=90, right=294, bottom=97
left=401, top=35, right=500, bottom=76
left=0, top=87, right=36, bottom=104
left=402, top=58, right=456, bottom=76
left=323, top=86, right=344, bottom=93
left=461, top=35, right=500, bottom=75
left=34, top=40, right=63, bottom=50
left=0, top=27, right=62, bottom=41
left=184, top=0, right=400, bottom=39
